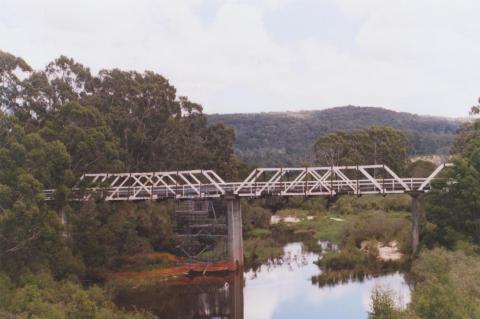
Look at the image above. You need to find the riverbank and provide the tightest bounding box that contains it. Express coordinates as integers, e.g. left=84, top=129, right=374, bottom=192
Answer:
left=245, top=210, right=410, bottom=265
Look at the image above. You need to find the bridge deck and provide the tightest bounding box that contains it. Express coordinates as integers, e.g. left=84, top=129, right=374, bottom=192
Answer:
left=43, top=164, right=453, bottom=201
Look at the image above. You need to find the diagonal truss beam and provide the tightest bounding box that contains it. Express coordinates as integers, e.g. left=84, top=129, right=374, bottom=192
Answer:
left=418, top=163, right=454, bottom=191
left=44, top=164, right=452, bottom=201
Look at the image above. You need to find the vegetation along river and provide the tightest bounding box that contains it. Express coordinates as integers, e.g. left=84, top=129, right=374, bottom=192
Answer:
left=114, top=242, right=411, bottom=319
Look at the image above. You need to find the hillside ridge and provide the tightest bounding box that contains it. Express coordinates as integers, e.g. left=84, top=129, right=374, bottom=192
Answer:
left=208, top=105, right=464, bottom=166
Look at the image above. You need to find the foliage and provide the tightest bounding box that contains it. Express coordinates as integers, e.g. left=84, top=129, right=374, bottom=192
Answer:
left=0, top=50, right=244, bottom=278
left=243, top=237, right=283, bottom=270
left=312, top=245, right=402, bottom=287
left=405, top=160, right=437, bottom=178
left=368, top=247, right=480, bottom=319
left=0, top=272, right=156, bottom=319
left=318, top=246, right=373, bottom=271
left=334, top=195, right=411, bottom=215
left=368, top=285, right=413, bottom=319
left=246, top=228, right=272, bottom=238
left=0, top=50, right=246, bottom=312
left=209, top=106, right=460, bottom=166
left=408, top=248, right=480, bottom=319
left=0, top=113, right=79, bottom=279
left=1, top=50, right=241, bottom=178
left=340, top=212, right=411, bottom=252
left=241, top=201, right=272, bottom=233
left=314, top=126, right=410, bottom=172
left=424, top=120, right=480, bottom=247
left=70, top=201, right=175, bottom=278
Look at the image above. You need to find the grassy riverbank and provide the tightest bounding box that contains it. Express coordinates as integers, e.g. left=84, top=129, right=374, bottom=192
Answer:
left=242, top=195, right=413, bottom=273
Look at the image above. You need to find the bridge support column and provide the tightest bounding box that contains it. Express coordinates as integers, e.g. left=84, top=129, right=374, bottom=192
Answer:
left=229, top=271, right=244, bottom=319
left=226, top=196, right=243, bottom=268
left=410, top=193, right=420, bottom=254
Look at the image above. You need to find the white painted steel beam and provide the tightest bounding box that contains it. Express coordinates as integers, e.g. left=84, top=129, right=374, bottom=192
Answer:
left=44, top=164, right=452, bottom=201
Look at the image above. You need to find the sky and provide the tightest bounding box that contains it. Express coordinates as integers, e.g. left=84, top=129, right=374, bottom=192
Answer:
left=1, top=0, right=479, bottom=117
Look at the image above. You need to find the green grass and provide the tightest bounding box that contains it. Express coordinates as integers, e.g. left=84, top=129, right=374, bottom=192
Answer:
left=247, top=228, right=272, bottom=238
left=289, top=213, right=353, bottom=242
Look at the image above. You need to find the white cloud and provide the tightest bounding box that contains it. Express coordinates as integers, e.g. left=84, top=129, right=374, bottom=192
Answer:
left=0, top=0, right=478, bottom=116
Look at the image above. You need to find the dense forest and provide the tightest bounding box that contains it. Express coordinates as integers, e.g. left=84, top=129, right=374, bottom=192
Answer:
left=0, top=50, right=242, bottom=318
left=209, top=106, right=463, bottom=166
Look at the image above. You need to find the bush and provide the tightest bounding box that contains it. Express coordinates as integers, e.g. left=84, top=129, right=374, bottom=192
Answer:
left=334, top=195, right=411, bottom=215
left=0, top=272, right=156, bottom=319
left=406, top=247, right=480, bottom=319
left=318, top=246, right=372, bottom=271
left=241, top=201, right=272, bottom=233
left=300, top=197, right=328, bottom=213
left=369, top=285, right=412, bottom=319
left=340, top=212, right=411, bottom=250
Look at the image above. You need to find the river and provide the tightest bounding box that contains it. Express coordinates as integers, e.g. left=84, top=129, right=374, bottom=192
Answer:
left=115, top=242, right=411, bottom=319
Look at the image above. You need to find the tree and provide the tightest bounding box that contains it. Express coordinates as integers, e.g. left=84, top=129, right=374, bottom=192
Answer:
left=40, top=101, right=123, bottom=175
left=425, top=108, right=480, bottom=247
left=0, top=50, right=242, bottom=282
left=313, top=132, right=350, bottom=166
left=0, top=113, right=79, bottom=278
left=314, top=126, right=410, bottom=172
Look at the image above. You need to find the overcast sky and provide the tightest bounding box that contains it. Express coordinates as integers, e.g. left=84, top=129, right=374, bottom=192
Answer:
left=1, top=0, right=479, bottom=117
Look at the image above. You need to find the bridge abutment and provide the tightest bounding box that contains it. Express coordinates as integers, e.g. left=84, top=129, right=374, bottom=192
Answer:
left=226, top=196, right=244, bottom=268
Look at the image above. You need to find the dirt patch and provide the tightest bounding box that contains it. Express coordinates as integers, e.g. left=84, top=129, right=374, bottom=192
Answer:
left=378, top=241, right=403, bottom=261
left=270, top=215, right=301, bottom=224
left=362, top=240, right=403, bottom=261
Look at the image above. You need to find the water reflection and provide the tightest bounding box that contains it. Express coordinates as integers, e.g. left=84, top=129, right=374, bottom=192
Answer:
left=244, top=243, right=410, bottom=319
left=115, top=242, right=410, bottom=319
left=115, top=272, right=244, bottom=319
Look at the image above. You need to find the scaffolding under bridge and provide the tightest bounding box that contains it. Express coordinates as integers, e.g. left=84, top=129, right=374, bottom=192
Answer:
left=173, top=200, right=229, bottom=264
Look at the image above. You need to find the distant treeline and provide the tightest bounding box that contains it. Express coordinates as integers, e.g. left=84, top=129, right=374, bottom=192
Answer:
left=208, top=106, right=463, bottom=166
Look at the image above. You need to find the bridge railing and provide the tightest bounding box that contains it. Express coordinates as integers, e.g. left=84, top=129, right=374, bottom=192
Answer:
left=43, top=163, right=453, bottom=201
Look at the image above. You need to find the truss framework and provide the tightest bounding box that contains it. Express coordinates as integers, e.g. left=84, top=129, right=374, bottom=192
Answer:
left=43, top=164, right=453, bottom=201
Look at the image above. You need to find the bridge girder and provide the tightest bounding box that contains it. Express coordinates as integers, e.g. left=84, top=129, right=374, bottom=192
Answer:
left=43, top=163, right=453, bottom=201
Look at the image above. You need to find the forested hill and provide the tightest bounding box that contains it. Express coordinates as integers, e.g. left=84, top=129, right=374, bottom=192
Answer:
left=208, top=106, right=464, bottom=166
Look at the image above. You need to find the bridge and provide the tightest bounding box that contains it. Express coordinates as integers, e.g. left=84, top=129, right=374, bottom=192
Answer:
left=45, top=163, right=452, bottom=267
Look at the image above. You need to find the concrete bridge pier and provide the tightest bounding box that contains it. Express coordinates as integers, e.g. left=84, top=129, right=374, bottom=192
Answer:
left=229, top=271, right=244, bottom=319
left=410, top=192, right=420, bottom=254
left=226, top=195, right=244, bottom=268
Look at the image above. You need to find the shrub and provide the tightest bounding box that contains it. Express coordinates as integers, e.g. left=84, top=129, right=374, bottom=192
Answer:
left=318, top=246, right=371, bottom=270
left=369, top=285, right=412, bottom=319
left=0, top=272, right=156, bottom=319
left=300, top=197, right=327, bottom=213
left=408, top=247, right=480, bottom=319
left=334, top=195, right=411, bottom=215
left=241, top=201, right=272, bottom=232
left=340, top=212, right=411, bottom=249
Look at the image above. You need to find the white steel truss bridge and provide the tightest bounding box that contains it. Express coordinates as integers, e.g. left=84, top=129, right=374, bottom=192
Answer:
left=44, top=163, right=453, bottom=201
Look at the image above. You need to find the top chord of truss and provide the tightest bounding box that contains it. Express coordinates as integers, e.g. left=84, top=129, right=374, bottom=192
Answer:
left=43, top=164, right=453, bottom=201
